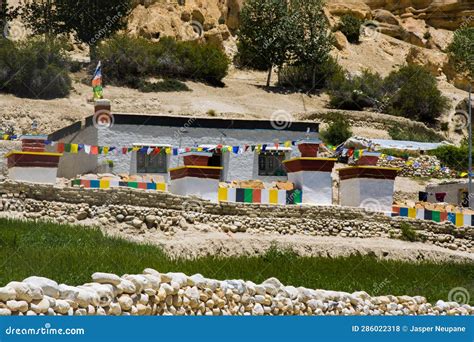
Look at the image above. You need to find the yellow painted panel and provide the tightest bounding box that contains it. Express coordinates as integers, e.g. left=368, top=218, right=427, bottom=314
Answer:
left=100, top=180, right=110, bottom=189
left=218, top=187, right=228, bottom=202
left=269, top=190, right=278, bottom=204
left=408, top=208, right=416, bottom=218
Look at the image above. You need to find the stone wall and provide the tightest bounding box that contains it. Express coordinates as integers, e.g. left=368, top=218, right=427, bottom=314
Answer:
left=0, top=270, right=472, bottom=316
left=0, top=180, right=472, bottom=253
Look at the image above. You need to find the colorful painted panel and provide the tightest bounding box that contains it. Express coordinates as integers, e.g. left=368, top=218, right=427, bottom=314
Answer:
left=71, top=179, right=167, bottom=192
left=219, top=187, right=302, bottom=205
left=393, top=206, right=473, bottom=227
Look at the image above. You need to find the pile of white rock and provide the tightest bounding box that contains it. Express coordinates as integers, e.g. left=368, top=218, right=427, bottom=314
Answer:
left=378, top=155, right=454, bottom=179
left=0, top=270, right=472, bottom=316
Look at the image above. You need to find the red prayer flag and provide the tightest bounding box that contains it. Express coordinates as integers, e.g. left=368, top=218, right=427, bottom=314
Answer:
left=57, top=143, right=65, bottom=153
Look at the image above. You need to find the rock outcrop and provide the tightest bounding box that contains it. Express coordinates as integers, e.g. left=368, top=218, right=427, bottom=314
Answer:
left=363, top=0, right=474, bottom=30
left=127, top=0, right=241, bottom=55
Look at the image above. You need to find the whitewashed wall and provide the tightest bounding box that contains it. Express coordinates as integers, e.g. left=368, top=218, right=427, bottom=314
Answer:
left=48, top=126, right=99, bottom=179
left=288, top=171, right=333, bottom=205
left=426, top=182, right=468, bottom=206
left=93, top=124, right=315, bottom=182
left=340, top=178, right=395, bottom=212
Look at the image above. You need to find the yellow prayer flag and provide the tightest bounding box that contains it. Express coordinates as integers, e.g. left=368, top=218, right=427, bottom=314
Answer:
left=70, top=144, right=79, bottom=153
left=165, top=147, right=171, bottom=154
left=103, top=146, right=109, bottom=155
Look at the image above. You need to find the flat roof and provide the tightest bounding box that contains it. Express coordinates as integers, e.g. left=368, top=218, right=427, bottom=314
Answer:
left=87, top=113, right=318, bottom=132
left=49, top=113, right=319, bottom=141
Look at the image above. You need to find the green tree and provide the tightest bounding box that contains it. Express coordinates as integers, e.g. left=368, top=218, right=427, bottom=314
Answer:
left=12, top=0, right=63, bottom=37
left=289, top=0, right=334, bottom=90
left=448, top=27, right=474, bottom=80
left=12, top=0, right=132, bottom=60
left=384, top=64, right=450, bottom=123
left=58, top=0, right=132, bottom=60
left=0, top=0, right=16, bottom=39
left=0, top=0, right=6, bottom=35
left=237, top=0, right=292, bottom=87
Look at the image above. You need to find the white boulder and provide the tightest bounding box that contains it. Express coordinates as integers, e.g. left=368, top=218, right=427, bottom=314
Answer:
left=91, top=272, right=121, bottom=286
left=0, top=286, right=17, bottom=301
left=23, top=276, right=59, bottom=298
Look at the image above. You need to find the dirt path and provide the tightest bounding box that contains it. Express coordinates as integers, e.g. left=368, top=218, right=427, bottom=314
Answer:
left=106, top=228, right=474, bottom=263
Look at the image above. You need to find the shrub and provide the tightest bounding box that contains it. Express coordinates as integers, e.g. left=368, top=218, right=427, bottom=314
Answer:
left=95, top=34, right=155, bottom=87
left=207, top=109, right=217, bottom=116
left=97, top=35, right=230, bottom=89
left=171, top=39, right=229, bottom=84
left=320, top=113, right=352, bottom=146
left=384, top=65, right=450, bottom=124
left=399, top=222, right=420, bottom=242
left=328, top=69, right=385, bottom=110
left=388, top=125, right=444, bottom=143
left=379, top=149, right=420, bottom=160
left=328, top=64, right=450, bottom=125
left=448, top=27, right=474, bottom=79
left=336, top=14, right=363, bottom=43
left=429, top=142, right=472, bottom=171
left=0, top=38, right=71, bottom=99
left=277, top=56, right=344, bottom=91
left=138, top=79, right=190, bottom=92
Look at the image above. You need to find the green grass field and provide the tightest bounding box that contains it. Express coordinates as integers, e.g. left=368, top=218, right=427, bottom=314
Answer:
left=0, top=218, right=473, bottom=304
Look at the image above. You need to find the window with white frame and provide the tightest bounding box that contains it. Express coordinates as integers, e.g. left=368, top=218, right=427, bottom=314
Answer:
left=258, top=151, right=287, bottom=176
left=137, top=152, right=167, bottom=173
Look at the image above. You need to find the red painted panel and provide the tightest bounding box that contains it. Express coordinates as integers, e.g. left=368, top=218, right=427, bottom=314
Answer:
left=253, top=189, right=262, bottom=203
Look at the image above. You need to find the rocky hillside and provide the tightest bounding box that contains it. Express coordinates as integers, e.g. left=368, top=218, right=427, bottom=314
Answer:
left=127, top=0, right=472, bottom=88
